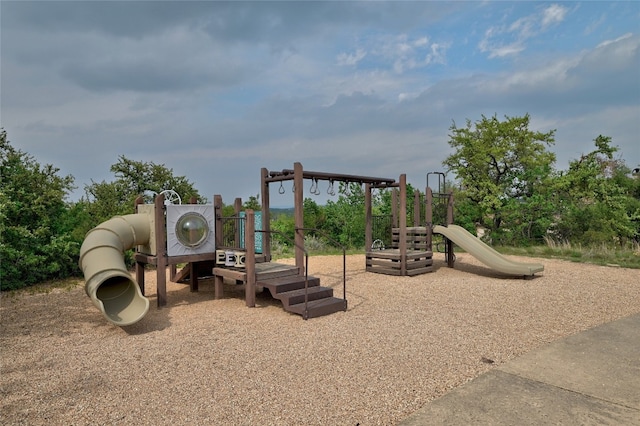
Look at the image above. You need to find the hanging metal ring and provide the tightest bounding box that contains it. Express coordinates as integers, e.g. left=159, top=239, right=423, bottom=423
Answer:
left=327, top=179, right=335, bottom=196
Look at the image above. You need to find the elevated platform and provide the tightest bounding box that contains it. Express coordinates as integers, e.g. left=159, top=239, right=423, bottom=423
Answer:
left=366, top=249, right=433, bottom=276
left=367, top=226, right=433, bottom=276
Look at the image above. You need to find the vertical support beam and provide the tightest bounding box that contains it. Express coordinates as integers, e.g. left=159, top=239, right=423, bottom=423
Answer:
left=245, top=210, right=256, bottom=307
left=391, top=188, right=398, bottom=228
left=413, top=189, right=421, bottom=227
left=293, top=162, right=305, bottom=273
left=214, top=195, right=223, bottom=248
left=134, top=195, right=146, bottom=295
left=365, top=183, right=372, bottom=251
left=261, top=167, right=271, bottom=261
left=399, top=174, right=407, bottom=276
left=155, top=193, right=167, bottom=307
left=446, top=192, right=455, bottom=268
left=234, top=197, right=242, bottom=248
left=214, top=274, right=224, bottom=300
left=213, top=194, right=224, bottom=299
left=425, top=187, right=433, bottom=252
left=189, top=262, right=198, bottom=292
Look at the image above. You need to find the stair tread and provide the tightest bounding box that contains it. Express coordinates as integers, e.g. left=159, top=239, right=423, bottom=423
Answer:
left=254, top=268, right=345, bottom=319
left=276, top=286, right=334, bottom=307
left=257, top=274, right=319, bottom=285
left=286, top=297, right=347, bottom=318
left=259, top=275, right=320, bottom=294
left=277, top=286, right=333, bottom=298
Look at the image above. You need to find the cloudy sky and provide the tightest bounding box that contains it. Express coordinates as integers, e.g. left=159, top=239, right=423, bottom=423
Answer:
left=2, top=1, right=639, bottom=206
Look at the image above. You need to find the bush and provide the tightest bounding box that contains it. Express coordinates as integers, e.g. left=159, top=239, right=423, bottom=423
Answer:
left=1, top=130, right=78, bottom=290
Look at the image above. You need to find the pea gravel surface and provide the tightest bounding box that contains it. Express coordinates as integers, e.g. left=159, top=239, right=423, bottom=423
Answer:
left=2, top=254, right=639, bottom=425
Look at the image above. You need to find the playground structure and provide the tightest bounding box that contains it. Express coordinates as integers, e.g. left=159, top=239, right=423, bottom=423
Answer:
left=364, top=171, right=544, bottom=277
left=79, top=162, right=544, bottom=326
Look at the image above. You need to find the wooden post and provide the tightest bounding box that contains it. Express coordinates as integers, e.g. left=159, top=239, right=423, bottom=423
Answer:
left=399, top=174, right=407, bottom=276
left=365, top=183, right=372, bottom=251
left=234, top=197, right=242, bottom=248
left=425, top=187, right=433, bottom=252
left=391, top=188, right=398, bottom=228
left=294, top=162, right=305, bottom=274
left=261, top=167, right=271, bottom=261
left=213, top=194, right=224, bottom=299
left=134, top=195, right=146, bottom=295
left=189, top=262, right=198, bottom=292
left=446, top=192, right=455, bottom=268
left=245, top=210, right=256, bottom=307
left=214, top=195, right=223, bottom=248
left=414, top=189, right=421, bottom=227
left=155, top=193, right=167, bottom=307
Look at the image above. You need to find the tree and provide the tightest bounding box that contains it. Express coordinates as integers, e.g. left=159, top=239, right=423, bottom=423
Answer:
left=1, top=130, right=79, bottom=289
left=83, top=155, right=203, bottom=225
left=323, top=182, right=367, bottom=247
left=443, top=114, right=556, bottom=244
left=302, top=198, right=326, bottom=233
left=243, top=194, right=261, bottom=211
left=552, top=135, right=639, bottom=245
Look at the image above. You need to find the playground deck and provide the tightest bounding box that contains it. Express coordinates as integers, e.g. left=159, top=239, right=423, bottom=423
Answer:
left=367, top=226, right=434, bottom=276
left=366, top=248, right=434, bottom=276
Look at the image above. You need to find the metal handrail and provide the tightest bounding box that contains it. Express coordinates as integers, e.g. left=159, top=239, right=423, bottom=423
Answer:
left=296, top=227, right=347, bottom=309
left=255, top=229, right=311, bottom=318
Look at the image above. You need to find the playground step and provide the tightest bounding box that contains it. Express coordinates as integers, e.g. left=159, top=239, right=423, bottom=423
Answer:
left=258, top=274, right=346, bottom=319
left=286, top=297, right=348, bottom=319
left=276, top=286, right=335, bottom=308
left=258, top=275, right=321, bottom=295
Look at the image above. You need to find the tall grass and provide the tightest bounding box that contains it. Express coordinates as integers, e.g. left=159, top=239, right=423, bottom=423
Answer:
left=502, top=236, right=640, bottom=269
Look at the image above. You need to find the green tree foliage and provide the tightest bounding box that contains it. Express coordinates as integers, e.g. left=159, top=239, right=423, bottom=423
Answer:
left=443, top=114, right=556, bottom=244
left=269, top=198, right=327, bottom=247
left=83, top=155, right=203, bottom=225
left=303, top=198, right=326, bottom=233
left=551, top=135, right=639, bottom=245
left=323, top=182, right=367, bottom=247
left=1, top=130, right=79, bottom=289
left=242, top=194, right=261, bottom=211
left=378, top=183, right=419, bottom=223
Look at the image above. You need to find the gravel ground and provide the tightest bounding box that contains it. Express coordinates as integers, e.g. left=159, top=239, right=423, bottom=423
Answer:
left=2, top=253, right=640, bottom=425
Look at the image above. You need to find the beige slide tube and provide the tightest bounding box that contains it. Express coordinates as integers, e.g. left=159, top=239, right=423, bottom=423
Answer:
left=79, top=214, right=151, bottom=326
left=433, top=224, right=544, bottom=276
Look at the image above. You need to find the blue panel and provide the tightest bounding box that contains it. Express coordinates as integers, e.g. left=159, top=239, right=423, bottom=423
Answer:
left=239, top=211, right=263, bottom=254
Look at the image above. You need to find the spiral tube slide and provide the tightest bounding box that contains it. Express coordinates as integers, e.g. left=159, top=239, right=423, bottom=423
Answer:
left=79, top=214, right=151, bottom=326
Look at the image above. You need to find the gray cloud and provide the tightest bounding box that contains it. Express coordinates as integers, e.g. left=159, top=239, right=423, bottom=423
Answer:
left=2, top=1, right=638, bottom=205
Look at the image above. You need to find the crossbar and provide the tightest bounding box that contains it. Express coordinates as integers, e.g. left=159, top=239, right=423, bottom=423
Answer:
left=266, top=168, right=396, bottom=187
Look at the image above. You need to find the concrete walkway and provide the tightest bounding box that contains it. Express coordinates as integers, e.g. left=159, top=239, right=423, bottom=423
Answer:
left=400, top=313, right=640, bottom=425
